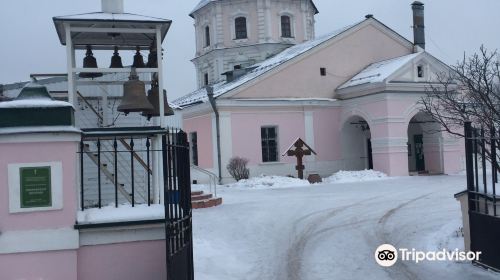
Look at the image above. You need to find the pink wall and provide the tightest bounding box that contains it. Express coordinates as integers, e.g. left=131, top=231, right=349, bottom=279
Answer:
left=232, top=23, right=412, bottom=99
left=0, top=141, right=78, bottom=231
left=231, top=109, right=306, bottom=165
left=78, top=240, right=166, bottom=280
left=0, top=250, right=77, bottom=280
left=313, top=107, right=342, bottom=161
left=184, top=114, right=214, bottom=169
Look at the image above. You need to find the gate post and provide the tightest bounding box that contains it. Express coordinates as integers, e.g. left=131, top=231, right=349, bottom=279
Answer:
left=0, top=82, right=80, bottom=280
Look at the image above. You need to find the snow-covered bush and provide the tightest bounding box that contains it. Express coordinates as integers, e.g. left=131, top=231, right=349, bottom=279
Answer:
left=227, top=156, right=250, bottom=181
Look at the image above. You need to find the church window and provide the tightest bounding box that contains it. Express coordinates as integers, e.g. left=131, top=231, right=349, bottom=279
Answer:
left=417, top=65, right=424, bottom=78
left=261, top=126, right=279, bottom=162
left=204, top=73, right=209, bottom=86
left=205, top=26, right=211, bottom=47
left=281, top=15, right=292, bottom=38
left=235, top=17, right=248, bottom=39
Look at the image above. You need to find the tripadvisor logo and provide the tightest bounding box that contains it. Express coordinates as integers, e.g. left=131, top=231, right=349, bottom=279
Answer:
left=374, top=244, right=481, bottom=267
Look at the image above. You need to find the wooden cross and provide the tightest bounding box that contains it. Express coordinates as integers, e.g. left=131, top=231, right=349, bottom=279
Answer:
left=283, top=138, right=317, bottom=179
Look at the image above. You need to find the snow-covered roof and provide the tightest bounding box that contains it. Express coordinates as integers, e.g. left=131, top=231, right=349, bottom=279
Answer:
left=53, top=12, right=171, bottom=50
left=173, top=21, right=361, bottom=108
left=0, top=99, right=73, bottom=109
left=338, top=53, right=421, bottom=89
left=53, top=12, right=169, bottom=22
left=190, top=0, right=319, bottom=17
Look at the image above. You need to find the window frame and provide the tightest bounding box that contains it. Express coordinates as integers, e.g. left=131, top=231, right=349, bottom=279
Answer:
left=281, top=15, right=292, bottom=38
left=190, top=132, right=199, bottom=166
left=234, top=16, right=248, bottom=40
left=204, top=25, right=211, bottom=47
left=261, top=126, right=279, bottom=163
left=204, top=73, right=209, bottom=86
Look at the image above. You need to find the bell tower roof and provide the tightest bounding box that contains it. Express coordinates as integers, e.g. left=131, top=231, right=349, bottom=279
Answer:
left=190, top=0, right=319, bottom=18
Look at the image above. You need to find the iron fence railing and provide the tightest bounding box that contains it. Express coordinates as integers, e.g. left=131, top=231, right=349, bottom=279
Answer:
left=79, top=126, right=184, bottom=209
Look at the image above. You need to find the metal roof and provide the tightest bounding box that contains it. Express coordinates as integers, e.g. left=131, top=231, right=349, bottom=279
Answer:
left=53, top=12, right=172, bottom=50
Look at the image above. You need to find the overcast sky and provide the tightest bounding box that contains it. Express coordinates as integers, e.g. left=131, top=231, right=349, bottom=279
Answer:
left=1, top=0, right=499, bottom=99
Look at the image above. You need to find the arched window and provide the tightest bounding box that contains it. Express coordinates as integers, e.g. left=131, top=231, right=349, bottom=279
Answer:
left=205, top=26, right=211, bottom=47
left=281, top=15, right=292, bottom=38
left=235, top=17, right=247, bottom=39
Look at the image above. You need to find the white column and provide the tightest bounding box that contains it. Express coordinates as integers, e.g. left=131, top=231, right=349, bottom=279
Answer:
left=65, top=23, right=75, bottom=106
left=155, top=26, right=165, bottom=204
left=156, top=26, right=165, bottom=128
left=304, top=111, right=315, bottom=162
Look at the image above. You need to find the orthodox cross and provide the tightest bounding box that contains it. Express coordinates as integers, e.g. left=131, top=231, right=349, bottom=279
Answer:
left=283, top=138, right=317, bottom=179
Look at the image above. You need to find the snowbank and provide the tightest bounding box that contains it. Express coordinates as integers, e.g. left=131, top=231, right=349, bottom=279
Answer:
left=323, top=170, right=389, bottom=183
left=77, top=204, right=164, bottom=224
left=227, top=175, right=311, bottom=189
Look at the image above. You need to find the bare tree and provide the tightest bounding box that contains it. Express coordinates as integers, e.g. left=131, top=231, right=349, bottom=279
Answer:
left=420, top=45, right=500, bottom=164
left=420, top=46, right=500, bottom=136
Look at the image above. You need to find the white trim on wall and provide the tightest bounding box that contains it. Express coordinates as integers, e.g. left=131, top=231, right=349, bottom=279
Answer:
left=79, top=224, right=165, bottom=246
left=8, top=161, right=64, bottom=214
left=304, top=111, right=316, bottom=162
left=0, top=228, right=79, bottom=254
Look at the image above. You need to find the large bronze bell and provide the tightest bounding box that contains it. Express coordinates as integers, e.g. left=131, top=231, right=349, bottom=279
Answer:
left=79, top=45, right=103, bottom=79
left=117, top=68, right=154, bottom=115
left=146, top=43, right=157, bottom=68
left=110, top=46, right=123, bottom=68
left=132, top=46, right=145, bottom=68
left=142, top=81, right=175, bottom=119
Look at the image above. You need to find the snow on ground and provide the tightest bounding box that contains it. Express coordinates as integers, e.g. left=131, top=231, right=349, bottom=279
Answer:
left=226, top=175, right=311, bottom=189
left=323, top=169, right=389, bottom=183
left=192, top=175, right=499, bottom=280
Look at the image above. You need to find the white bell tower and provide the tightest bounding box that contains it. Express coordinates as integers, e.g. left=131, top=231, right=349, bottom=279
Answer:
left=190, top=0, right=318, bottom=88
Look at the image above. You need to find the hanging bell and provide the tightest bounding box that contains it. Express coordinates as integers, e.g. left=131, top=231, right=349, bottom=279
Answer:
left=142, top=81, right=175, bottom=119
left=109, top=46, right=123, bottom=68
left=146, top=43, right=158, bottom=68
left=132, top=46, right=145, bottom=68
left=79, top=45, right=103, bottom=79
left=117, top=68, right=154, bottom=115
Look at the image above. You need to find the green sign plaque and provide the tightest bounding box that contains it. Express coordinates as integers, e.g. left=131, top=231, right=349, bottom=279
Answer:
left=20, top=166, right=52, bottom=208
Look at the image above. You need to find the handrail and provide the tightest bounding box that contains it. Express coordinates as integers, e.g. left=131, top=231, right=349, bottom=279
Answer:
left=76, top=91, right=152, bottom=175
left=190, top=165, right=218, bottom=197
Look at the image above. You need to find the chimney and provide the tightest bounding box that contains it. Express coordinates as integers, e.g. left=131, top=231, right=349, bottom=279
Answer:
left=102, top=0, right=124, bottom=13
left=412, top=1, right=425, bottom=50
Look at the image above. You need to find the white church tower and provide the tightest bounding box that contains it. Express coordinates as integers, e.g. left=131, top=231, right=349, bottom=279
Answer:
left=190, top=0, right=318, bottom=88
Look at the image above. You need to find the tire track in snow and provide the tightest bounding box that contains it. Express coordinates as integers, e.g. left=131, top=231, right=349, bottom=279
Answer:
left=285, top=197, right=379, bottom=280
left=376, top=193, right=433, bottom=280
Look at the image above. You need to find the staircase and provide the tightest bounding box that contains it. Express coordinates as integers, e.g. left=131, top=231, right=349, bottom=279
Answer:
left=76, top=91, right=151, bottom=207
left=191, top=191, right=222, bottom=209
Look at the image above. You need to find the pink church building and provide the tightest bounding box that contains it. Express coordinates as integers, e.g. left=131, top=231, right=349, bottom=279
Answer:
left=174, top=0, right=464, bottom=183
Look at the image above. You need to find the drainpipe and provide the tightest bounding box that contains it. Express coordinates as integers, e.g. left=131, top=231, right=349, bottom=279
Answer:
left=206, top=86, right=222, bottom=184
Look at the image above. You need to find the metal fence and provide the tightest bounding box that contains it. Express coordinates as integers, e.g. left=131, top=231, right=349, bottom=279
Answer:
left=465, top=121, right=500, bottom=271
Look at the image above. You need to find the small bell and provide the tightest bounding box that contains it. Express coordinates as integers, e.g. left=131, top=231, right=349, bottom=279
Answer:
left=117, top=68, right=154, bottom=115
left=132, top=46, right=145, bottom=68
left=142, top=80, right=175, bottom=119
left=146, top=43, right=157, bottom=68
left=110, top=46, right=123, bottom=68
left=79, top=45, right=103, bottom=79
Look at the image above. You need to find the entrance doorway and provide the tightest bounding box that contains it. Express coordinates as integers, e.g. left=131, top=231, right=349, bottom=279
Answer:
left=407, top=112, right=443, bottom=174
left=341, top=116, right=373, bottom=170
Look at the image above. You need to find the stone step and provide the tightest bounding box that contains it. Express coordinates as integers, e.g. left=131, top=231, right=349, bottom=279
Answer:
left=192, top=197, right=223, bottom=209
left=191, top=191, right=204, bottom=196
left=191, top=193, right=213, bottom=201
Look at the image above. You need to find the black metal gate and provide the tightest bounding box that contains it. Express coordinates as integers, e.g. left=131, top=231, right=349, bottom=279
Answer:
left=163, top=130, right=194, bottom=280
left=464, top=121, right=500, bottom=270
